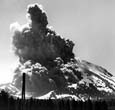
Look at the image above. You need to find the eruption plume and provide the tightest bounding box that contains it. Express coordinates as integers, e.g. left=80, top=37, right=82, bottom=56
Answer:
left=10, top=3, right=74, bottom=66
left=10, top=3, right=75, bottom=96
left=1, top=3, right=115, bottom=100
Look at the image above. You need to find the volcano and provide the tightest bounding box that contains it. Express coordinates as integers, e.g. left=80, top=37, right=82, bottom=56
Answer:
left=0, top=3, right=115, bottom=100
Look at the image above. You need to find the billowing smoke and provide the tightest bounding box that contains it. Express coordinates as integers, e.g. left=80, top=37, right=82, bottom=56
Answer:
left=10, top=3, right=74, bottom=66
left=10, top=3, right=75, bottom=96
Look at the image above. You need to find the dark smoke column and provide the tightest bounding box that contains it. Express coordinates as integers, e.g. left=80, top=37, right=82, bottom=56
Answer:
left=10, top=3, right=75, bottom=97
left=11, top=3, right=74, bottom=66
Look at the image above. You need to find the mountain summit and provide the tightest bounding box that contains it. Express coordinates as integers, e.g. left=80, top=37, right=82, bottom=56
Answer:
left=1, top=3, right=115, bottom=100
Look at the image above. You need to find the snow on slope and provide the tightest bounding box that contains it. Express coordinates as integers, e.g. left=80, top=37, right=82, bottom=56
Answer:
left=0, top=58, right=115, bottom=100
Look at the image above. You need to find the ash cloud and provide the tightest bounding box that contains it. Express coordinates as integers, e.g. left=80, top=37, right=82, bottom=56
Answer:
left=10, top=3, right=75, bottom=96
left=12, top=60, right=56, bottom=96
left=10, top=3, right=74, bottom=66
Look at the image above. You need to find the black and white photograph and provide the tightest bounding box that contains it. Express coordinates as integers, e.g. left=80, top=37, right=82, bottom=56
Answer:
left=0, top=0, right=115, bottom=110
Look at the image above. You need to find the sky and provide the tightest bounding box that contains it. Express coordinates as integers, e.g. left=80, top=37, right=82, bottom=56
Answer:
left=0, top=0, right=115, bottom=83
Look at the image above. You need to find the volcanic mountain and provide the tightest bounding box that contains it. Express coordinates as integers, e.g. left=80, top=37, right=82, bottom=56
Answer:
left=0, top=4, right=115, bottom=100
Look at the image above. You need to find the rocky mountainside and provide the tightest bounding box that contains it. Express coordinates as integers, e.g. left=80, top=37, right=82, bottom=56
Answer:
left=0, top=3, right=115, bottom=100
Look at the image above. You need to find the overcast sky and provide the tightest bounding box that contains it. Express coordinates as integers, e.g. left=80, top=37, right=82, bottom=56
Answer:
left=0, top=0, right=115, bottom=83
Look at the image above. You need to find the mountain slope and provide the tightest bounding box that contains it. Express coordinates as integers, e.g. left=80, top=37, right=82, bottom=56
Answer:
left=0, top=58, right=115, bottom=100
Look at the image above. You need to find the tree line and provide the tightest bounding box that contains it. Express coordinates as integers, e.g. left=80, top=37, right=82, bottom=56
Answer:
left=0, top=90, right=108, bottom=110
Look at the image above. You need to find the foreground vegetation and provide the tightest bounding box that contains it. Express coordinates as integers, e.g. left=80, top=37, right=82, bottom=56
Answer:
left=0, top=90, right=112, bottom=110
